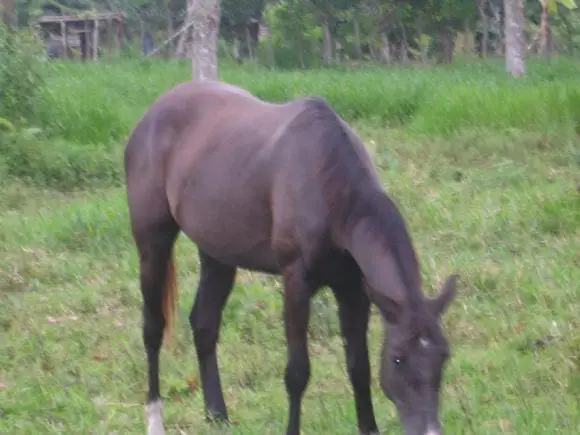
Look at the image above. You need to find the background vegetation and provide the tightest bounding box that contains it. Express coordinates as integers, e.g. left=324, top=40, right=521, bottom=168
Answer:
left=4, top=0, right=580, bottom=69
left=0, top=3, right=579, bottom=434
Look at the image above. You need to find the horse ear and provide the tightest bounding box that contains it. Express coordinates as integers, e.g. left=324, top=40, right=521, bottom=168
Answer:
left=428, top=274, right=459, bottom=317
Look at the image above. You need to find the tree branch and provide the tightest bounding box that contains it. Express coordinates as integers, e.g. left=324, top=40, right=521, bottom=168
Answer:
left=146, top=17, right=195, bottom=57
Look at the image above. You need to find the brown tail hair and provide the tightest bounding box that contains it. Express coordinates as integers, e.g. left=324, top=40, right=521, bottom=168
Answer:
left=162, top=252, right=178, bottom=342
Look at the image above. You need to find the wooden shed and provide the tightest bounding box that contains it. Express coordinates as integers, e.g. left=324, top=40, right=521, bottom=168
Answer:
left=35, top=11, right=126, bottom=61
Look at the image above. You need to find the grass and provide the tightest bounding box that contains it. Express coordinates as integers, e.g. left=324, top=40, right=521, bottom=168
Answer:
left=0, top=58, right=579, bottom=434
left=29, top=56, right=580, bottom=145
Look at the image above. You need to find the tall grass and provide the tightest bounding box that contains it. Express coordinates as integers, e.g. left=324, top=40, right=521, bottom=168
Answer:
left=32, top=57, right=580, bottom=146
left=3, top=56, right=578, bottom=191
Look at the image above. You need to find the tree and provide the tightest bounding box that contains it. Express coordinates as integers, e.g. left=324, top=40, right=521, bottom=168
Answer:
left=221, top=0, right=264, bottom=61
left=538, top=0, right=577, bottom=56
left=263, top=0, right=320, bottom=69
left=189, top=0, right=221, bottom=80
left=1, top=0, right=16, bottom=28
left=504, top=0, right=525, bottom=76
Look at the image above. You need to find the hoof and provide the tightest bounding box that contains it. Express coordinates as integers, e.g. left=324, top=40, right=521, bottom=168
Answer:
left=205, top=415, right=230, bottom=425
left=205, top=408, right=229, bottom=425
left=146, top=400, right=165, bottom=435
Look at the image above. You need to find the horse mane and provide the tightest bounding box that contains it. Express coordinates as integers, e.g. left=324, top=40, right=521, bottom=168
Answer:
left=289, top=97, right=379, bottom=225
left=290, top=96, right=426, bottom=320
left=372, top=194, right=424, bottom=309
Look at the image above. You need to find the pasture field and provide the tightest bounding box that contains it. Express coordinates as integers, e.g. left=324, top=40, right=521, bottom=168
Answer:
left=0, top=58, right=579, bottom=434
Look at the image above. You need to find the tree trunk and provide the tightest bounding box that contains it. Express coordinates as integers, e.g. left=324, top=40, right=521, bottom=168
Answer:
left=478, top=0, right=489, bottom=57
left=176, top=2, right=194, bottom=58
left=176, top=28, right=187, bottom=57
left=231, top=37, right=241, bottom=62
left=93, top=19, right=100, bottom=61
left=400, top=22, right=410, bottom=65
left=166, top=0, right=174, bottom=57
left=190, top=0, right=221, bottom=81
left=442, top=30, right=454, bottom=63
left=434, top=27, right=454, bottom=64
left=491, top=1, right=504, bottom=55
left=463, top=19, right=471, bottom=55
left=539, top=2, right=550, bottom=58
left=353, top=15, right=362, bottom=60
left=416, top=13, right=428, bottom=63
left=504, top=0, right=525, bottom=76
left=1, top=0, right=16, bottom=29
left=558, top=7, right=576, bottom=54
left=267, top=35, right=275, bottom=69
left=547, top=18, right=554, bottom=54
left=321, top=0, right=334, bottom=67
left=139, top=17, right=145, bottom=53
left=245, top=26, right=253, bottom=60
left=61, top=21, right=69, bottom=59
left=379, top=33, right=392, bottom=65
left=368, top=42, right=377, bottom=61
left=322, top=19, right=332, bottom=66
left=394, top=11, right=409, bottom=65
left=288, top=0, right=305, bottom=68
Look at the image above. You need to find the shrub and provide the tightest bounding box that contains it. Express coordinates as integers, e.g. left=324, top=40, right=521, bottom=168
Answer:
left=0, top=129, right=122, bottom=191
left=0, top=23, right=45, bottom=123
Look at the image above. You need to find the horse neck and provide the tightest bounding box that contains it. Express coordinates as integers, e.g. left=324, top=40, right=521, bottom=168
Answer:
left=343, top=189, right=425, bottom=318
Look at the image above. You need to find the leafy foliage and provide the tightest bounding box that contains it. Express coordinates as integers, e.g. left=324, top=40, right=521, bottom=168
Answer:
left=11, top=0, right=580, bottom=68
left=0, top=22, right=45, bottom=123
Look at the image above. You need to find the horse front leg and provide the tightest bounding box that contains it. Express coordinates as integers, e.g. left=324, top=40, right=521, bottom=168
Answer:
left=282, top=263, right=314, bottom=435
left=332, top=278, right=379, bottom=435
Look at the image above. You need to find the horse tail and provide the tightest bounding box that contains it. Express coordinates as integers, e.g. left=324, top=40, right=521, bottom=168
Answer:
left=162, top=251, right=178, bottom=342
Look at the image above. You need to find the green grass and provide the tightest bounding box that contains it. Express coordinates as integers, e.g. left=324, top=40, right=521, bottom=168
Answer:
left=29, top=56, right=580, bottom=145
left=1, top=59, right=579, bottom=434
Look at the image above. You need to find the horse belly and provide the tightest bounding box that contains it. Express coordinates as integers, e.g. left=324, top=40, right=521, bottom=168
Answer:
left=204, top=240, right=280, bottom=274
left=171, top=183, right=280, bottom=274
left=183, top=219, right=279, bottom=273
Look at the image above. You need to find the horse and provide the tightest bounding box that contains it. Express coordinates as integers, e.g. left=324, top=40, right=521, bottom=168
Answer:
left=124, top=80, right=459, bottom=435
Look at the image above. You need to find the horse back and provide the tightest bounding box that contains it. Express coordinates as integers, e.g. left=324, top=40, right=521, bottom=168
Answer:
left=125, top=81, right=379, bottom=274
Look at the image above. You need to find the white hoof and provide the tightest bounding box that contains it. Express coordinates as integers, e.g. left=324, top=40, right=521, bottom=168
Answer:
left=146, top=400, right=166, bottom=435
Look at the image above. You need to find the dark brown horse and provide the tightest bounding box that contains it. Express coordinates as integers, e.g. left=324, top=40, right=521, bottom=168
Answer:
left=124, top=80, right=459, bottom=435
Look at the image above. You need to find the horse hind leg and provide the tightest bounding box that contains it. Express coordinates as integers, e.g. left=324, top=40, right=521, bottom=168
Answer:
left=281, top=261, right=317, bottom=435
left=189, top=250, right=236, bottom=423
left=130, top=203, right=180, bottom=435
